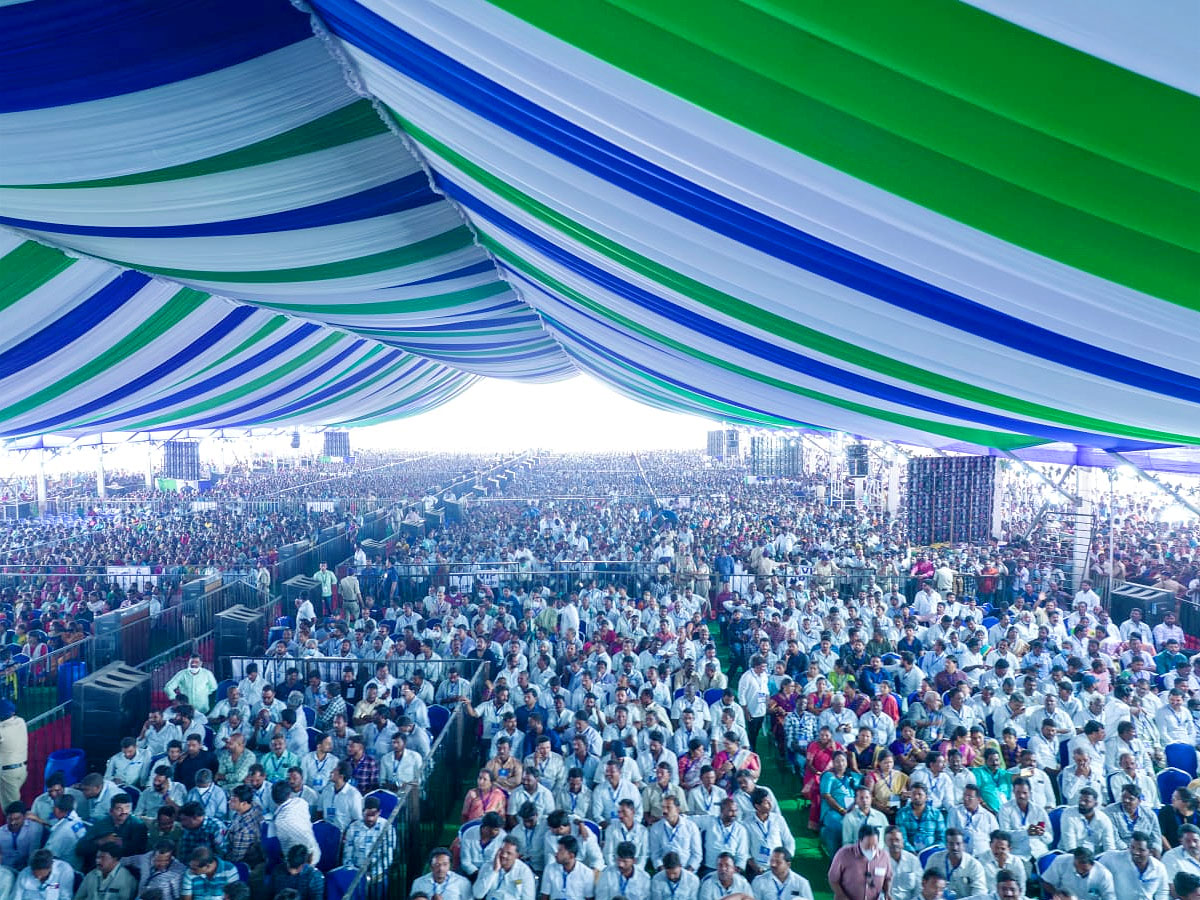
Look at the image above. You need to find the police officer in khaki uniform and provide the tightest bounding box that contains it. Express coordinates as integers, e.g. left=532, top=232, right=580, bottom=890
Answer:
left=0, top=700, right=28, bottom=809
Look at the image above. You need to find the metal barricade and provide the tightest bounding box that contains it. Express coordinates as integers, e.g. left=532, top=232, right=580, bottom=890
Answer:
left=342, top=658, right=488, bottom=900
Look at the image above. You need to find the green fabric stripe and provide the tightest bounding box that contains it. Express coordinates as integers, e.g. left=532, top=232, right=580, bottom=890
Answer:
left=0, top=286, right=204, bottom=421
left=485, top=231, right=1043, bottom=450
left=0, top=101, right=388, bottom=190
left=401, top=116, right=1200, bottom=447
left=257, top=356, right=417, bottom=423
left=109, top=227, right=474, bottom=283
left=485, top=0, right=1200, bottom=306
left=0, top=241, right=75, bottom=311
left=294, top=344, right=385, bottom=399
left=128, top=333, right=348, bottom=429
left=745, top=0, right=1197, bottom=193
left=181, top=316, right=290, bottom=384
left=598, top=1, right=1199, bottom=253
left=246, top=280, right=509, bottom=315
left=330, top=371, right=477, bottom=425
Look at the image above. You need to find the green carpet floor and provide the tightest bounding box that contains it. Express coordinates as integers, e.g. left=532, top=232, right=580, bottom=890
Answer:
left=716, top=631, right=834, bottom=900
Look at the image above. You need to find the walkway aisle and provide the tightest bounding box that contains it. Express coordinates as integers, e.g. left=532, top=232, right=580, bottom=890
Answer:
left=716, top=631, right=835, bottom=900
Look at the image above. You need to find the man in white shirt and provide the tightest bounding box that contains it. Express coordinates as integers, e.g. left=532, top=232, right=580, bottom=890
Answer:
left=703, top=799, right=749, bottom=871
left=947, top=786, right=999, bottom=857
left=1042, top=847, right=1116, bottom=900
left=105, top=738, right=152, bottom=789
left=648, top=796, right=702, bottom=872
left=751, top=849, right=814, bottom=900
left=412, top=848, right=472, bottom=900
left=1059, top=788, right=1119, bottom=854
left=317, top=763, right=362, bottom=832
left=925, top=830, right=987, bottom=899
left=15, top=849, right=75, bottom=900
left=651, top=853, right=700, bottom=900
left=539, top=835, right=595, bottom=900
left=1161, top=824, right=1200, bottom=881
left=461, top=812, right=508, bottom=878
left=1099, top=833, right=1168, bottom=900
left=595, top=841, right=651, bottom=900
left=743, top=788, right=794, bottom=877
left=998, top=777, right=1051, bottom=864
left=737, top=658, right=770, bottom=751
left=699, top=853, right=752, bottom=900
left=602, top=801, right=648, bottom=869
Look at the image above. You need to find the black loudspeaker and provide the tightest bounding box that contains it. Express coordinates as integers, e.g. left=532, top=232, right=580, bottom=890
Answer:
left=323, top=431, right=350, bottom=459
left=291, top=431, right=301, bottom=449
left=215, top=605, right=272, bottom=679
left=163, top=441, right=201, bottom=481
left=846, top=444, right=869, bottom=477
left=73, top=663, right=151, bottom=774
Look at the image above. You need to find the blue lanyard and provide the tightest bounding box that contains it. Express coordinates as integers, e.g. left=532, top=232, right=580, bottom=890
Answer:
left=561, top=869, right=570, bottom=899
left=668, top=879, right=680, bottom=899
left=775, top=877, right=789, bottom=900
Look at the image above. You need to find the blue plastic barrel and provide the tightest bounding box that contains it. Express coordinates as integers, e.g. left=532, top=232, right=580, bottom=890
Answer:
left=44, top=749, right=86, bottom=787
left=57, top=662, right=86, bottom=706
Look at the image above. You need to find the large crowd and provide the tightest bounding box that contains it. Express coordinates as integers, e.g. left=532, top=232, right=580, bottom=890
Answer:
left=0, top=449, right=1198, bottom=900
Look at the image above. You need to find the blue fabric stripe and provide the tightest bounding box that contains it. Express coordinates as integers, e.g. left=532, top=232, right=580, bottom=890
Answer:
left=0, top=0, right=312, bottom=113
left=180, top=342, right=395, bottom=427
left=386, top=259, right=497, bottom=289
left=0, top=175, right=434, bottom=238
left=0, top=270, right=149, bottom=380
left=522, top=276, right=807, bottom=426
left=9, top=305, right=259, bottom=435
left=311, top=0, right=1200, bottom=408
left=82, top=321, right=323, bottom=426
left=456, top=179, right=1163, bottom=449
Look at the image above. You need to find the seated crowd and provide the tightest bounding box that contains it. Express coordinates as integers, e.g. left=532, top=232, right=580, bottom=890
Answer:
left=725, top=572, right=1200, bottom=900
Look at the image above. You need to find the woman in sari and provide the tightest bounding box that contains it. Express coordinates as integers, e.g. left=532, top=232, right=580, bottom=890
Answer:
left=847, top=726, right=883, bottom=775
left=865, top=751, right=908, bottom=817
left=805, top=677, right=834, bottom=716
left=766, top=678, right=799, bottom=752
left=802, top=726, right=842, bottom=829
left=939, top=726, right=977, bottom=769
left=460, top=769, right=507, bottom=822
left=818, top=751, right=860, bottom=855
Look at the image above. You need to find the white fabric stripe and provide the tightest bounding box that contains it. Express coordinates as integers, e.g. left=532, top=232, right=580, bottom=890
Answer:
left=158, top=245, right=494, bottom=297
left=0, top=256, right=126, bottom=351
left=341, top=3, right=1200, bottom=367
left=492, top=225, right=1034, bottom=438
left=371, top=69, right=1200, bottom=434
left=524, top=272, right=989, bottom=448
left=0, top=41, right=357, bottom=183
left=23, top=202, right=465, bottom=270
left=959, top=0, right=1200, bottom=97
left=0, top=134, right=415, bottom=226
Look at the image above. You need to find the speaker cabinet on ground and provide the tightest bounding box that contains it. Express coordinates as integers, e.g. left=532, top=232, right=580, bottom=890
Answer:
left=214, top=605, right=272, bottom=679
left=72, top=663, right=151, bottom=773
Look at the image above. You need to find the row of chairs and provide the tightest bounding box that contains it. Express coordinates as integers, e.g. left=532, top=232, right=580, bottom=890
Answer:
left=262, top=788, right=402, bottom=875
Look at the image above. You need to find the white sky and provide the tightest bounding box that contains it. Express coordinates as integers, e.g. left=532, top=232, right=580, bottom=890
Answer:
left=356, top=373, right=713, bottom=452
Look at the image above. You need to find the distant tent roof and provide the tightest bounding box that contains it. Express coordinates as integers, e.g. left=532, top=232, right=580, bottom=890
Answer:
left=0, top=0, right=1196, bottom=453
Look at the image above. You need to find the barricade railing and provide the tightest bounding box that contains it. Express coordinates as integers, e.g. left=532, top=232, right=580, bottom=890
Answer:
left=22, top=701, right=72, bottom=806
left=344, top=658, right=488, bottom=900
left=222, top=655, right=484, bottom=695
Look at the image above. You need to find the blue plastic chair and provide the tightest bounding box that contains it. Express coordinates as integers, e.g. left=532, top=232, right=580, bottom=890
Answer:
left=581, top=819, right=602, bottom=842
left=326, top=866, right=365, bottom=900
left=981, top=616, right=998, bottom=629
left=1159, top=767, right=1192, bottom=803
left=302, top=706, right=317, bottom=728
left=428, top=705, right=450, bottom=739
left=1166, top=743, right=1198, bottom=777
left=919, top=845, right=943, bottom=868
left=1048, top=806, right=1066, bottom=849
left=1038, top=851, right=1066, bottom=899
left=704, top=688, right=725, bottom=707
left=1017, top=737, right=1029, bottom=750
left=215, top=679, right=236, bottom=705
left=1057, top=741, right=1069, bottom=769
left=307, top=727, right=324, bottom=752
left=365, top=789, right=399, bottom=819
left=459, top=817, right=481, bottom=838
left=673, top=688, right=685, bottom=699
left=122, top=786, right=140, bottom=809
left=235, top=862, right=250, bottom=882
left=264, top=836, right=282, bottom=872
left=313, top=820, right=341, bottom=873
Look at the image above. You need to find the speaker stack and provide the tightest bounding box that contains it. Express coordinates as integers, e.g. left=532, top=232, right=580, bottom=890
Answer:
left=214, top=605, right=273, bottom=679
left=323, top=431, right=351, bottom=459
left=163, top=441, right=201, bottom=481
left=905, top=455, right=1000, bottom=545
left=749, top=435, right=803, bottom=477
left=846, top=444, right=869, bottom=478
left=72, top=663, right=152, bottom=772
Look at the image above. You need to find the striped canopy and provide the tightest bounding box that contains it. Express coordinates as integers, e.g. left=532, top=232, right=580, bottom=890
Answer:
left=0, top=0, right=1195, bottom=449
